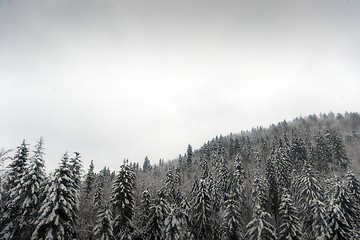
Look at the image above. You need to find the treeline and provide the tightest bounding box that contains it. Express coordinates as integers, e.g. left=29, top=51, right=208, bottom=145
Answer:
left=1, top=111, right=360, bottom=239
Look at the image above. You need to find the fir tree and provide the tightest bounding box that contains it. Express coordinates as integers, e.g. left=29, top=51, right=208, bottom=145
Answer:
left=143, top=156, right=152, bottom=172
left=111, top=160, right=138, bottom=239
left=164, top=206, right=188, bottom=240
left=327, top=200, right=352, bottom=240
left=145, top=201, right=164, bottom=240
left=93, top=203, right=114, bottom=240
left=31, top=153, right=77, bottom=240
left=278, top=190, right=302, bottom=240
left=18, top=137, right=46, bottom=239
left=326, top=129, right=350, bottom=170
left=187, top=144, right=193, bottom=169
left=0, top=140, right=29, bottom=239
left=85, top=160, right=95, bottom=199
left=192, top=179, right=212, bottom=240
left=140, top=190, right=152, bottom=235
left=245, top=205, right=277, bottom=240
left=221, top=193, right=244, bottom=240
left=309, top=199, right=330, bottom=240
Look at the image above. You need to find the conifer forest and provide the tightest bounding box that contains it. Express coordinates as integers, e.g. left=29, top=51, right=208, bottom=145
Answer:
left=1, top=111, right=360, bottom=240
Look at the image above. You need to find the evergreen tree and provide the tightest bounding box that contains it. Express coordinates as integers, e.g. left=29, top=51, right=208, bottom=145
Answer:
left=251, top=165, right=268, bottom=210
left=245, top=205, right=277, bottom=240
left=0, top=140, right=29, bottom=239
left=327, top=200, right=352, bottom=240
left=18, top=137, right=46, bottom=239
left=278, top=190, right=302, bottom=240
left=32, top=153, right=77, bottom=239
left=85, top=160, right=95, bottom=199
left=145, top=200, right=164, bottom=240
left=314, top=132, right=331, bottom=172
left=192, top=179, right=212, bottom=240
left=290, top=133, right=308, bottom=170
left=187, top=144, right=193, bottom=169
left=221, top=193, right=244, bottom=240
left=143, top=156, right=152, bottom=172
left=164, top=206, right=188, bottom=240
left=140, top=190, right=152, bottom=235
left=326, top=129, right=350, bottom=170
left=111, top=160, right=138, bottom=239
left=309, top=199, right=330, bottom=240
left=93, top=203, right=114, bottom=240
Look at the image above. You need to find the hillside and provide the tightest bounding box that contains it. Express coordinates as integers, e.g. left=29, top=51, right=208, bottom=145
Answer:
left=1, top=111, right=360, bottom=239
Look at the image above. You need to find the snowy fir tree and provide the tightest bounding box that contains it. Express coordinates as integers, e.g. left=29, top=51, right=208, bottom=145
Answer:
left=111, top=160, right=138, bottom=239
left=245, top=205, right=277, bottom=240
left=93, top=203, right=114, bottom=240
left=0, top=140, right=29, bottom=239
left=278, top=190, right=302, bottom=240
left=192, top=179, right=212, bottom=240
left=18, top=137, right=46, bottom=239
left=85, top=160, right=95, bottom=199
left=309, top=199, right=330, bottom=240
left=140, top=190, right=152, bottom=235
left=164, top=206, right=188, bottom=240
left=31, top=152, right=78, bottom=240
left=326, top=200, right=352, bottom=240
left=145, top=200, right=165, bottom=240
left=221, top=193, right=244, bottom=240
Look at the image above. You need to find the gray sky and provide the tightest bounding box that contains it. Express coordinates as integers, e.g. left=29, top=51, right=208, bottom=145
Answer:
left=1, top=0, right=359, bottom=171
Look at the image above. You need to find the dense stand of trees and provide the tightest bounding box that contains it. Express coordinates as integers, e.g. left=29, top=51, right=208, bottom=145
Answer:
left=1, top=112, right=360, bottom=239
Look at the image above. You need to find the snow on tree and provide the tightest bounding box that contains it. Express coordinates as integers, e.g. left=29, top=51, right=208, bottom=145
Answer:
left=93, top=203, right=114, bottom=240
left=290, top=131, right=308, bottom=170
left=187, top=144, right=193, bottom=169
left=145, top=200, right=165, bottom=240
left=0, top=140, right=29, bottom=239
left=245, top=205, right=277, bottom=240
left=85, top=160, right=95, bottom=199
left=278, top=190, right=302, bottom=240
left=192, top=178, right=212, bottom=240
left=31, top=152, right=77, bottom=240
left=221, top=193, right=244, bottom=240
left=111, top=160, right=138, bottom=239
left=346, top=171, right=360, bottom=202
left=309, top=199, right=330, bottom=240
left=140, top=190, right=152, bottom=235
left=326, top=128, right=350, bottom=170
left=164, top=206, right=188, bottom=240
left=251, top=164, right=268, bottom=210
left=143, top=156, right=152, bottom=172
left=327, top=200, right=352, bottom=240
left=18, top=137, right=47, bottom=239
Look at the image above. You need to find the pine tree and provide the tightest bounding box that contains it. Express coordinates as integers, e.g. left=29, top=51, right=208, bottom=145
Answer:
left=187, top=144, right=193, bottom=169
left=0, top=140, right=29, bottom=239
left=221, top=193, right=244, bottom=240
left=251, top=165, right=268, bottom=210
left=140, top=190, right=152, bottom=235
left=111, top=160, right=138, bottom=239
left=327, top=200, right=352, bottom=240
left=314, top=132, right=331, bottom=172
left=326, top=129, right=350, bottom=170
left=18, top=137, right=47, bottom=239
left=143, top=156, right=152, bottom=172
left=145, top=200, right=165, bottom=240
left=85, top=160, right=95, bottom=199
left=93, top=203, right=114, bottom=240
left=309, top=199, right=330, bottom=240
left=245, top=205, right=277, bottom=240
left=31, top=153, right=77, bottom=239
left=164, top=206, right=188, bottom=240
left=278, top=190, right=302, bottom=240
left=192, top=179, right=212, bottom=240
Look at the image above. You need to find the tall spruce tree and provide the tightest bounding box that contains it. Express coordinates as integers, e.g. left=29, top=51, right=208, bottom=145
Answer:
left=245, top=205, right=277, bottom=240
left=32, top=152, right=77, bottom=240
left=221, top=193, right=244, bottom=240
left=0, top=140, right=29, bottom=239
left=93, top=203, right=114, bottom=240
left=111, top=160, right=138, bottom=239
left=278, top=190, right=302, bottom=240
left=18, top=138, right=46, bottom=239
left=192, top=179, right=212, bottom=240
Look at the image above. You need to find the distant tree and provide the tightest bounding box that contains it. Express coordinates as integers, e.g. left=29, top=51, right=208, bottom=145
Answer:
left=93, top=203, right=114, bottom=240
left=85, top=160, right=96, bottom=199
left=252, top=162, right=268, bottom=210
left=278, top=190, right=302, bottom=240
left=187, top=144, right=193, bottom=169
left=290, top=131, right=308, bottom=170
left=143, top=156, right=152, bottom=172
left=314, top=132, right=331, bottom=172
left=326, top=129, right=350, bottom=170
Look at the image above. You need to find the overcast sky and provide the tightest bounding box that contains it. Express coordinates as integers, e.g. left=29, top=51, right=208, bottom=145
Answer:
left=0, top=0, right=359, bottom=171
